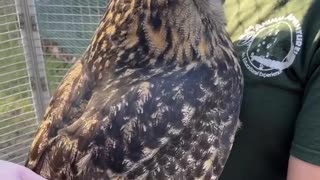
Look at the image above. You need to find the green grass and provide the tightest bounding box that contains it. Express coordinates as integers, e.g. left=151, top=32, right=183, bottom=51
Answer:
left=45, top=56, right=73, bottom=93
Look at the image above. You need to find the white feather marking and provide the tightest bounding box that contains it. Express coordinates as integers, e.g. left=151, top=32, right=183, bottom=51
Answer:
left=128, top=53, right=135, bottom=60
left=125, top=145, right=165, bottom=175
left=123, top=159, right=134, bottom=167
left=122, top=69, right=136, bottom=77
left=173, top=65, right=183, bottom=72
left=187, top=154, right=196, bottom=165
left=196, top=149, right=218, bottom=180
left=208, top=146, right=218, bottom=154
left=110, top=106, right=117, bottom=116
left=219, top=117, right=233, bottom=131
left=142, top=125, right=147, bottom=132
left=76, top=152, right=92, bottom=175
left=163, top=71, right=175, bottom=77
left=98, top=72, right=102, bottom=80
left=185, top=62, right=198, bottom=72
left=136, top=82, right=152, bottom=114
left=150, top=68, right=164, bottom=74
left=151, top=103, right=169, bottom=119
left=181, top=104, right=195, bottom=126
left=168, top=127, right=182, bottom=135
left=159, top=137, right=169, bottom=145
left=92, top=64, right=97, bottom=72
left=148, top=58, right=157, bottom=66
left=103, top=80, right=120, bottom=91
left=96, top=56, right=103, bottom=63
left=172, top=85, right=184, bottom=100
left=198, top=84, right=213, bottom=102
left=100, top=125, right=106, bottom=131
left=207, top=134, right=217, bottom=144
left=102, top=116, right=110, bottom=122
left=121, top=117, right=137, bottom=143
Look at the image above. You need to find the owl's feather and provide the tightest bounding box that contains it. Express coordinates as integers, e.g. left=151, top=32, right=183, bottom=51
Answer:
left=26, top=0, right=243, bottom=179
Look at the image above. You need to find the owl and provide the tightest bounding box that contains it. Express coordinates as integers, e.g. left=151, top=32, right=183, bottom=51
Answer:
left=26, top=0, right=243, bottom=179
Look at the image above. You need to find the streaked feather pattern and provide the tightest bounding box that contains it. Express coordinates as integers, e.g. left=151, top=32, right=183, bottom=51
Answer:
left=26, top=0, right=243, bottom=179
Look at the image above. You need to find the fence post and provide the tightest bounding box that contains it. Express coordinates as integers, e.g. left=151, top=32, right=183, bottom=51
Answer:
left=15, top=0, right=50, bottom=122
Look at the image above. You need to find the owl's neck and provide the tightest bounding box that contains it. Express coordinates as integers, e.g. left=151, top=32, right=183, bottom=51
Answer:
left=83, top=0, right=233, bottom=75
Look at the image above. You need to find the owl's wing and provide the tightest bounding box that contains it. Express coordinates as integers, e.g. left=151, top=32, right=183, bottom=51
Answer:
left=25, top=61, right=91, bottom=170
left=26, top=63, right=242, bottom=179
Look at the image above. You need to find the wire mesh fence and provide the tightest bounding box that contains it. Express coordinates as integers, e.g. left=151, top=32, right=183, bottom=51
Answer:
left=0, top=0, right=38, bottom=165
left=35, top=0, right=107, bottom=92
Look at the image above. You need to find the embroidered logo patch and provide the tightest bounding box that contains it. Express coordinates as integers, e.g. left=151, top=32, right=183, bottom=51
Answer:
left=237, top=14, right=303, bottom=78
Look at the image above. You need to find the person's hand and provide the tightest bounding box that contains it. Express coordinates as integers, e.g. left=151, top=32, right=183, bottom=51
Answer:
left=0, top=160, right=46, bottom=180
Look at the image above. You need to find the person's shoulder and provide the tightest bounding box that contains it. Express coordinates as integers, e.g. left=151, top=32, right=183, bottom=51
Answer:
left=302, top=1, right=320, bottom=32
left=301, top=0, right=320, bottom=77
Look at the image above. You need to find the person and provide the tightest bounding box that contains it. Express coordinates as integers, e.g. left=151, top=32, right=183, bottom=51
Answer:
left=220, top=0, right=320, bottom=179
left=0, top=160, right=45, bottom=180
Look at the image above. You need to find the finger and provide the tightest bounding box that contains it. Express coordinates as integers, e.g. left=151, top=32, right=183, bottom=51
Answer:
left=19, top=167, right=47, bottom=180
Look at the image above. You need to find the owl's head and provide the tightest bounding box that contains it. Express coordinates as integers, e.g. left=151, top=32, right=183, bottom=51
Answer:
left=85, top=0, right=231, bottom=67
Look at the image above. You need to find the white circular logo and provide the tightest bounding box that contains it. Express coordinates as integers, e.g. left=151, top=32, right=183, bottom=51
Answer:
left=237, top=14, right=303, bottom=78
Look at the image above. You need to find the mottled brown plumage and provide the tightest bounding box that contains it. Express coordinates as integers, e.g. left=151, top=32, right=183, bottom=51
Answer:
left=26, top=0, right=243, bottom=179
